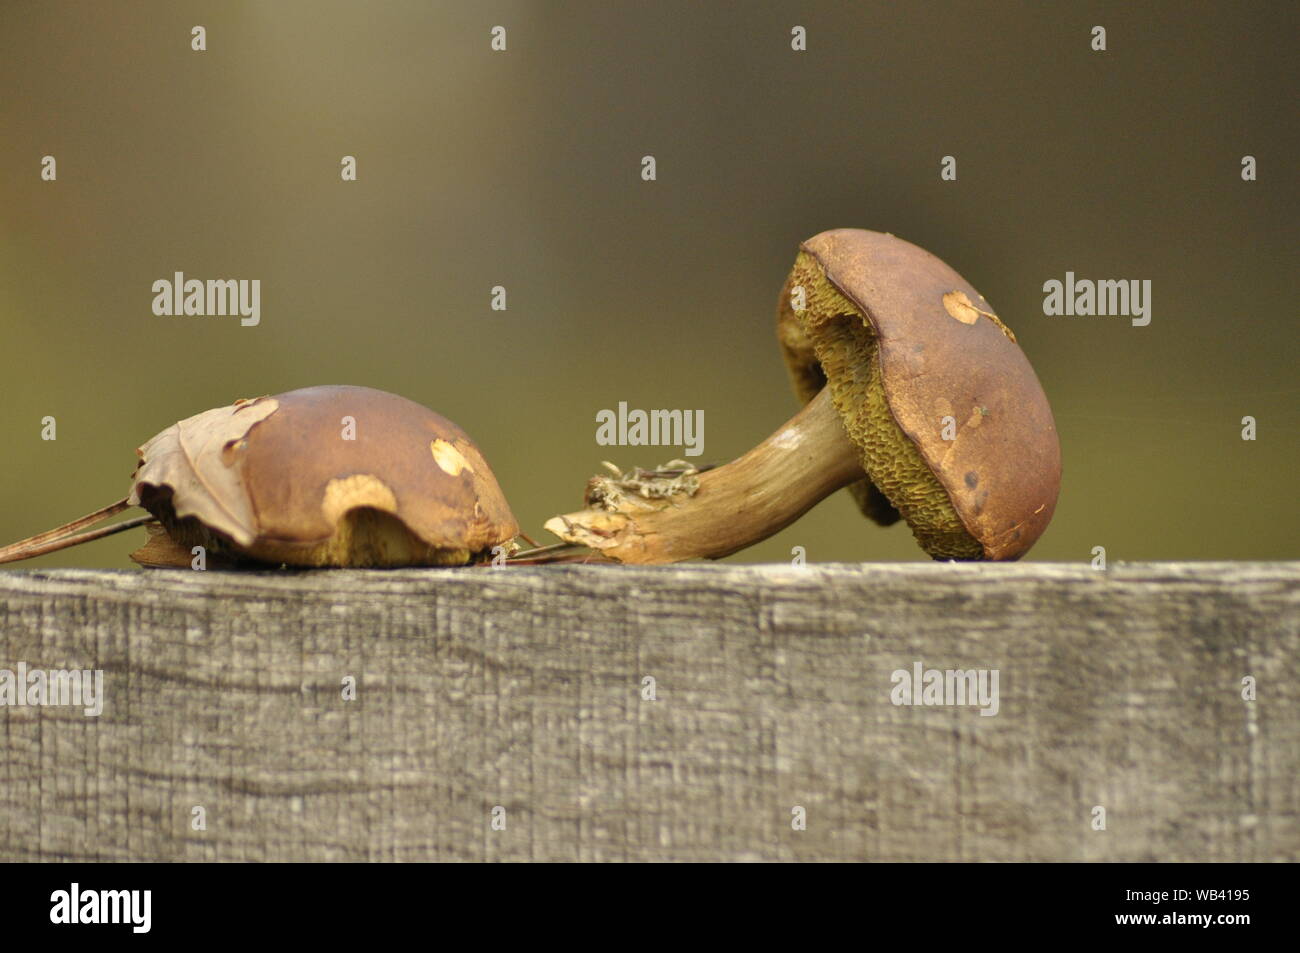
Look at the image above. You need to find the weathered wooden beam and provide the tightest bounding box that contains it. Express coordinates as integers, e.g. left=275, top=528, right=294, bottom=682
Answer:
left=1, top=563, right=1296, bottom=862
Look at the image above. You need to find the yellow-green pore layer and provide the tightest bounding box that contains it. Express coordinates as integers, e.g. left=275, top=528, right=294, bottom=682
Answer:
left=780, top=250, right=1004, bottom=559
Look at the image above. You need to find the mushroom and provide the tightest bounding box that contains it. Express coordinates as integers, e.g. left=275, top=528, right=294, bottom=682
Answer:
left=544, top=228, right=1061, bottom=563
left=0, top=385, right=519, bottom=568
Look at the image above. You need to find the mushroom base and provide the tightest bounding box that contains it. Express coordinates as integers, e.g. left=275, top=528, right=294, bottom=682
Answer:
left=132, top=505, right=485, bottom=568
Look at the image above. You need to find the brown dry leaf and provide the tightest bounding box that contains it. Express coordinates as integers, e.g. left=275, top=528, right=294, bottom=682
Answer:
left=129, top=522, right=197, bottom=568
left=127, top=397, right=279, bottom=547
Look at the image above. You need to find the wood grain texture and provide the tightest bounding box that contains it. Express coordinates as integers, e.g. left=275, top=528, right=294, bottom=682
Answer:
left=1, top=563, right=1296, bottom=862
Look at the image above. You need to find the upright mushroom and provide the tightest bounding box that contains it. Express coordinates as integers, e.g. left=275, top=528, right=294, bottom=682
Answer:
left=0, top=385, right=519, bottom=568
left=545, top=228, right=1061, bottom=563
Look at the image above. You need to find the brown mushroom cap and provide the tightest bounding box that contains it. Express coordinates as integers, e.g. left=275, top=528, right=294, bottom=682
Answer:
left=130, top=385, right=518, bottom=566
left=776, top=229, right=1061, bottom=560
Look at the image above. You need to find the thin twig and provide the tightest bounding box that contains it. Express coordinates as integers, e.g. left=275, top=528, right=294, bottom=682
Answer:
left=0, top=513, right=155, bottom=564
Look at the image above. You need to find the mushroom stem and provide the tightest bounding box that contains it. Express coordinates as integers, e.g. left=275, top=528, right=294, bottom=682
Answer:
left=544, top=387, right=864, bottom=563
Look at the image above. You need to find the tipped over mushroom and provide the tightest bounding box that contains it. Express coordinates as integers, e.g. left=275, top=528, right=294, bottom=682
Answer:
left=0, top=385, right=519, bottom=568
left=545, top=228, right=1062, bottom=563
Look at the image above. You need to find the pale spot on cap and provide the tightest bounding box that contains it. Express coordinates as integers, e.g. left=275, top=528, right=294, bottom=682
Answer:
left=431, top=439, right=473, bottom=476
left=321, top=474, right=397, bottom=525
left=942, top=290, right=985, bottom=325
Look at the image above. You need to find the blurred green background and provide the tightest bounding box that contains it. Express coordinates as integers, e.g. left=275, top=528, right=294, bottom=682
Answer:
left=1, top=0, right=1295, bottom=568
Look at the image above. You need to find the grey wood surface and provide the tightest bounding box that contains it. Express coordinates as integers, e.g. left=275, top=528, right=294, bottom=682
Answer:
left=1, top=562, right=1296, bottom=862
